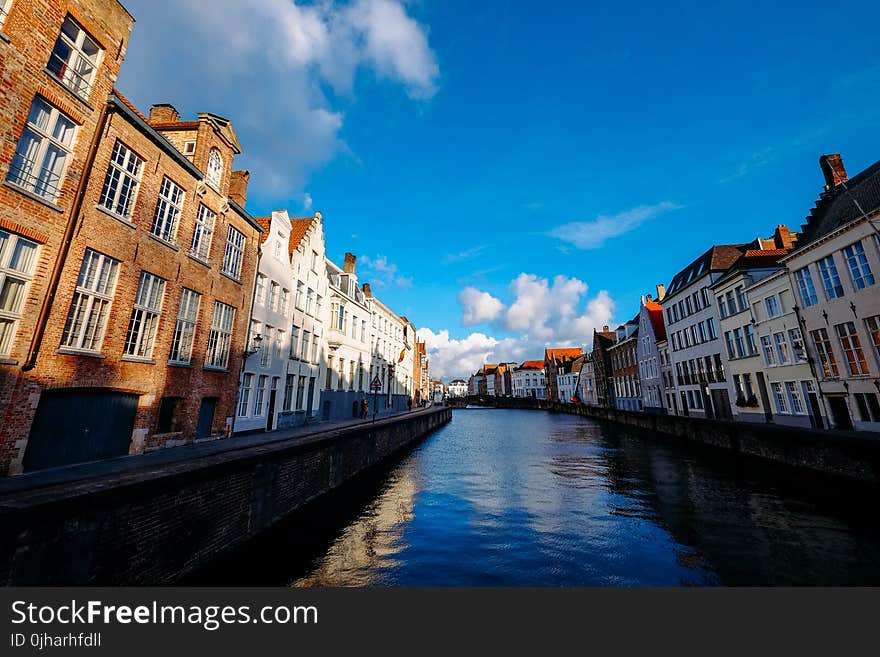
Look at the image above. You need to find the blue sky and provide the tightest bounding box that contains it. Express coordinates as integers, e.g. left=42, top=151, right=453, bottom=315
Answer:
left=120, top=0, right=880, bottom=379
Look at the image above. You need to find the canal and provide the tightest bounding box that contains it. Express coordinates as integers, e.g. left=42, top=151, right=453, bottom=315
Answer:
left=189, top=408, right=880, bottom=586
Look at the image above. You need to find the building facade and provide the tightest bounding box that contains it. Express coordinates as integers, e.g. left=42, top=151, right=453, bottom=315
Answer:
left=782, top=154, right=880, bottom=432
left=637, top=292, right=667, bottom=413
left=610, top=320, right=640, bottom=411
left=544, top=347, right=583, bottom=402
left=365, top=285, right=412, bottom=414
left=577, top=353, right=598, bottom=406
left=448, top=379, right=468, bottom=397
left=511, top=360, right=546, bottom=399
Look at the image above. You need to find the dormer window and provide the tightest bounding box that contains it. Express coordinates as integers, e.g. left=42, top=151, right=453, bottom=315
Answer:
left=206, top=148, right=223, bottom=190
left=183, top=141, right=196, bottom=156
left=47, top=16, right=101, bottom=100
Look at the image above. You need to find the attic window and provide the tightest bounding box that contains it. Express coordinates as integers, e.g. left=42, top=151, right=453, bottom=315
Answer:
left=183, top=140, right=196, bottom=156
left=206, top=147, right=223, bottom=190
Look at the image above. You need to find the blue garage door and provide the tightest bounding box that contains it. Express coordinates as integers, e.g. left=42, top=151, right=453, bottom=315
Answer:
left=23, top=389, right=139, bottom=472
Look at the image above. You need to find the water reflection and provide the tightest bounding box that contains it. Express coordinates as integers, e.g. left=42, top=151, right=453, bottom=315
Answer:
left=190, top=409, right=880, bottom=586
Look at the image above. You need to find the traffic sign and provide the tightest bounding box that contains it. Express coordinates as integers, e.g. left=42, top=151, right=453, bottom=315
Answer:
left=370, top=375, right=382, bottom=390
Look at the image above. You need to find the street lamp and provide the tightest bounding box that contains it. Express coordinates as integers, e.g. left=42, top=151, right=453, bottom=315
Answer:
left=245, top=333, right=263, bottom=358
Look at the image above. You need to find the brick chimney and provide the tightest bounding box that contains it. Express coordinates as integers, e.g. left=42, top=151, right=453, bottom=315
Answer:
left=149, top=103, right=180, bottom=124
left=655, top=284, right=666, bottom=301
left=343, top=252, right=356, bottom=273
left=362, top=283, right=372, bottom=298
left=820, top=154, right=848, bottom=191
left=229, top=170, right=249, bottom=207
left=772, top=224, right=796, bottom=250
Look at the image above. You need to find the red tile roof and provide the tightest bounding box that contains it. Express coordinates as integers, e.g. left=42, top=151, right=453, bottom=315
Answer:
left=545, top=347, right=584, bottom=363
left=254, top=216, right=272, bottom=244
left=519, top=359, right=545, bottom=370
left=644, top=300, right=667, bottom=341
left=743, top=248, right=787, bottom=258
left=288, top=216, right=316, bottom=255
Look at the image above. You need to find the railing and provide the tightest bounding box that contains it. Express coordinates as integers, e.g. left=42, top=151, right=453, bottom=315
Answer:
left=6, top=160, right=63, bottom=201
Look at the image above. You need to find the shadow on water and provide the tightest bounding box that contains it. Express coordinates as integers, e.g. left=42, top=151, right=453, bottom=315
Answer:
left=183, top=440, right=428, bottom=586
left=185, top=409, right=880, bottom=586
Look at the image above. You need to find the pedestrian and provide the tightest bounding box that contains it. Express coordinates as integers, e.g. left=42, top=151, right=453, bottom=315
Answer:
left=407, top=397, right=412, bottom=411
left=361, top=399, right=369, bottom=419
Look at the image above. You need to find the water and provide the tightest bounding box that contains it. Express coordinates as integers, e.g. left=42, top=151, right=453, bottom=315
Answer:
left=191, top=409, right=880, bottom=586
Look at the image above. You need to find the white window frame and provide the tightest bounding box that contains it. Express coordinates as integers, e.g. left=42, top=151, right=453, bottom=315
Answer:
left=205, top=301, right=234, bottom=369
left=238, top=373, right=254, bottom=417
left=835, top=321, right=869, bottom=376
left=818, top=255, right=844, bottom=299
left=0, top=0, right=13, bottom=30
left=190, top=204, right=215, bottom=262
left=169, top=288, right=201, bottom=364
left=60, top=249, right=120, bottom=352
left=221, top=226, right=244, bottom=279
left=0, top=231, right=39, bottom=356
left=151, top=176, right=185, bottom=243
left=99, top=140, right=144, bottom=220
left=7, top=96, right=76, bottom=202
left=254, top=374, right=268, bottom=417
left=843, top=241, right=875, bottom=291
left=205, top=148, right=223, bottom=190
left=47, top=15, right=102, bottom=100
left=795, top=267, right=818, bottom=307
left=123, top=271, right=166, bottom=359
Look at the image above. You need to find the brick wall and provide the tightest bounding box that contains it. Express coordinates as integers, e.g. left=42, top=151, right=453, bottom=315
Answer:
left=0, top=407, right=451, bottom=585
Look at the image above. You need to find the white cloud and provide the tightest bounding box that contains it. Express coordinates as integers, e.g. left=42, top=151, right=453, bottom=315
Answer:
left=119, top=0, right=439, bottom=198
left=459, top=287, right=505, bottom=325
left=359, top=254, right=413, bottom=288
left=423, top=273, right=618, bottom=380
left=302, top=192, right=313, bottom=213
left=548, top=202, right=681, bottom=250
left=417, top=328, right=526, bottom=380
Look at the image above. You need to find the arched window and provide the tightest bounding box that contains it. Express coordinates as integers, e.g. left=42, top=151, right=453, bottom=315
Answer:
left=206, top=148, right=223, bottom=190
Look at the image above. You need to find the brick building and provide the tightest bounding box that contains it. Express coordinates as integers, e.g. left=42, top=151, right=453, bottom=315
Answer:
left=0, top=86, right=263, bottom=474
left=0, top=0, right=136, bottom=474
left=591, top=326, right=617, bottom=407
left=609, top=318, right=640, bottom=411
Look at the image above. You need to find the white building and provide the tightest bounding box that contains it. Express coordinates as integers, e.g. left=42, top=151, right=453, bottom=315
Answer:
left=636, top=290, right=667, bottom=413
left=782, top=154, right=880, bottom=432
left=577, top=355, right=597, bottom=406
left=511, top=360, right=546, bottom=399
left=365, top=285, right=412, bottom=413
left=448, top=380, right=468, bottom=397
left=322, top=254, right=373, bottom=420
left=237, top=210, right=328, bottom=433
left=557, top=356, right=584, bottom=404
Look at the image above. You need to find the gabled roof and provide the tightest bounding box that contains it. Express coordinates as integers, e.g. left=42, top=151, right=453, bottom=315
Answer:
left=544, top=347, right=583, bottom=363
left=666, top=244, right=746, bottom=297
left=254, top=216, right=272, bottom=244
left=800, top=157, right=880, bottom=245
left=288, top=216, right=317, bottom=255
left=518, top=359, right=545, bottom=370
left=644, top=300, right=666, bottom=341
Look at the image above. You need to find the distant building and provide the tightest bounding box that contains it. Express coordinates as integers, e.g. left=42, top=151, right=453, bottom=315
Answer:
left=544, top=348, right=583, bottom=402
left=609, top=319, right=640, bottom=411
left=558, top=355, right=584, bottom=404
left=592, top=327, right=618, bottom=407
left=448, top=379, right=468, bottom=397
left=637, top=288, right=667, bottom=413
left=577, top=353, right=598, bottom=406
left=511, top=360, right=546, bottom=399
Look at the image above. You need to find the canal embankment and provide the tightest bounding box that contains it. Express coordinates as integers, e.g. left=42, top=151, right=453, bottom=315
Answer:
left=462, top=397, right=880, bottom=484
left=0, top=406, right=450, bottom=585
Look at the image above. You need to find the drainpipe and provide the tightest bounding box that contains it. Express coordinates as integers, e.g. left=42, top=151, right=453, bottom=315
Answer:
left=22, top=102, right=113, bottom=372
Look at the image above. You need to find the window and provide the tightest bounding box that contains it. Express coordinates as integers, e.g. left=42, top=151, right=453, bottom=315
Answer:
left=47, top=16, right=101, bottom=99
left=61, top=249, right=120, bottom=352
left=99, top=141, right=144, bottom=219
left=843, top=241, right=875, bottom=290
left=725, top=331, right=737, bottom=360
left=7, top=97, right=76, bottom=202
left=349, top=360, right=355, bottom=391
left=0, top=0, right=12, bottom=29
left=168, top=288, right=201, bottom=364
left=306, top=288, right=315, bottom=316
left=296, top=376, right=306, bottom=410
left=183, top=140, right=196, bottom=156
left=221, top=227, right=245, bottom=279
left=156, top=397, right=179, bottom=434
left=254, top=375, right=268, bottom=416
left=151, top=177, right=185, bottom=243
left=311, top=332, right=318, bottom=363
left=301, top=330, right=310, bottom=361
left=771, top=382, right=788, bottom=414
left=773, top=332, right=790, bottom=365
left=290, top=325, right=300, bottom=359
left=273, top=240, right=282, bottom=260
left=260, top=325, right=273, bottom=367
left=706, top=318, right=717, bottom=340
left=835, top=321, right=869, bottom=376
left=854, top=393, right=880, bottom=423
left=788, top=327, right=806, bottom=363
left=295, top=281, right=304, bottom=310
left=0, top=231, right=38, bottom=355
left=818, top=255, right=844, bottom=299
left=123, top=271, right=166, bottom=359
left=255, top=274, right=266, bottom=306
left=205, top=301, right=235, bottom=369
left=280, top=289, right=290, bottom=314
left=744, top=324, right=757, bottom=355
left=761, top=335, right=777, bottom=366
left=238, top=373, right=254, bottom=417
left=734, top=328, right=746, bottom=358
left=191, top=204, right=216, bottom=261
left=865, top=316, right=880, bottom=361
left=315, top=294, right=322, bottom=319
left=785, top=382, right=805, bottom=415
left=811, top=328, right=839, bottom=378
left=735, top=286, right=746, bottom=313
left=283, top=374, right=295, bottom=411
left=795, top=268, right=818, bottom=307
left=206, top=148, right=223, bottom=190
left=717, top=295, right=728, bottom=319
left=764, top=295, right=780, bottom=318
left=268, top=282, right=279, bottom=311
